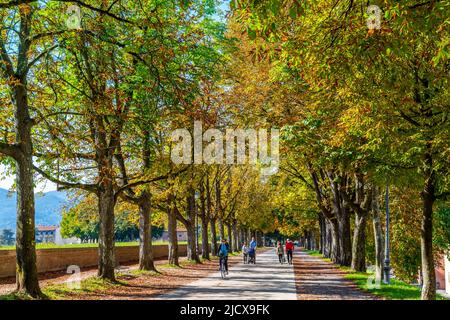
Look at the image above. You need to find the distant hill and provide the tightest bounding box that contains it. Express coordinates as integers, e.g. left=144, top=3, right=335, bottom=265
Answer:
left=0, top=188, right=69, bottom=232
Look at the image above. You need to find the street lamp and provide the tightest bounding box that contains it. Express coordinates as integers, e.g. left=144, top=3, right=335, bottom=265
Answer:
left=384, top=184, right=391, bottom=284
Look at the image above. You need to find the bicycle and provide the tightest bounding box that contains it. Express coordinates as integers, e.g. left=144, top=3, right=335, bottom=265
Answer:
left=219, top=256, right=227, bottom=279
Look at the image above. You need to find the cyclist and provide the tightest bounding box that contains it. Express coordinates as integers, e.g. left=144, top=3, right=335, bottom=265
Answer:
left=249, top=237, right=257, bottom=264
left=285, top=238, right=294, bottom=265
left=218, top=238, right=229, bottom=274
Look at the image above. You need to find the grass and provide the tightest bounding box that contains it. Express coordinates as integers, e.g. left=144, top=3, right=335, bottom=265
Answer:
left=0, top=277, right=126, bottom=300
left=0, top=292, right=41, bottom=300
left=228, top=252, right=241, bottom=257
left=181, top=259, right=203, bottom=267
left=125, top=269, right=161, bottom=277
left=0, top=240, right=187, bottom=251
left=343, top=271, right=450, bottom=300
left=42, top=277, right=126, bottom=300
left=303, top=250, right=449, bottom=300
left=303, top=249, right=323, bottom=257
left=158, top=262, right=183, bottom=269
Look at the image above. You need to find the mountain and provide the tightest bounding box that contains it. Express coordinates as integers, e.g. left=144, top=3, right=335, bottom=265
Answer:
left=0, top=188, right=69, bottom=232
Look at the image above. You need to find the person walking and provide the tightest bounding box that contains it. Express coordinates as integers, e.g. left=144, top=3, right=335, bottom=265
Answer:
left=242, top=242, right=249, bottom=264
left=249, top=237, right=257, bottom=264
left=276, top=241, right=284, bottom=264
left=285, top=238, right=294, bottom=265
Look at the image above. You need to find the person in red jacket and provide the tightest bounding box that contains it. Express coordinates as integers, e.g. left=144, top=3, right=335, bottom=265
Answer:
left=285, top=239, right=294, bottom=265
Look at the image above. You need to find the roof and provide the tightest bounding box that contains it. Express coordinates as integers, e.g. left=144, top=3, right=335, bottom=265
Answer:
left=36, top=225, right=58, bottom=232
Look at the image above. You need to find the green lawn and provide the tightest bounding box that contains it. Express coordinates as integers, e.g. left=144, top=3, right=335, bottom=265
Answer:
left=343, top=271, right=449, bottom=300
left=0, top=240, right=187, bottom=251
left=43, top=277, right=126, bottom=300
left=0, top=277, right=134, bottom=300
left=302, top=249, right=323, bottom=257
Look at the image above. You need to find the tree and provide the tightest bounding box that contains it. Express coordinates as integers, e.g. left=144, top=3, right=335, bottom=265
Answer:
left=0, top=229, right=15, bottom=246
left=230, top=0, right=449, bottom=299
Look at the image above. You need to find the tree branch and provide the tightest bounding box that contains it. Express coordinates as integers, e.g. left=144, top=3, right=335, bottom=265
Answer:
left=33, top=165, right=97, bottom=192
left=0, top=142, right=19, bottom=159
left=57, top=0, right=134, bottom=25
left=27, top=44, right=58, bottom=71
left=0, top=0, right=36, bottom=9
left=114, top=166, right=189, bottom=200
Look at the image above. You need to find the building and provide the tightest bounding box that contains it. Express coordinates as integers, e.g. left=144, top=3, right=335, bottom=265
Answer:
left=445, top=254, right=450, bottom=295
left=35, top=225, right=81, bottom=245
left=436, top=254, right=450, bottom=296
left=161, top=228, right=188, bottom=242
left=35, top=225, right=58, bottom=243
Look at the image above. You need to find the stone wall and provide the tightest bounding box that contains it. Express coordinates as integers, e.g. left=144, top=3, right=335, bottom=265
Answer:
left=0, top=244, right=187, bottom=278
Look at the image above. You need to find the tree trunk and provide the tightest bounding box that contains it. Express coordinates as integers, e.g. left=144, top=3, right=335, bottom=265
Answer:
left=186, top=223, right=198, bottom=261
left=205, top=176, right=213, bottom=257
left=327, top=172, right=351, bottom=266
left=3, top=7, right=41, bottom=298
left=97, top=183, right=116, bottom=280
left=325, top=220, right=333, bottom=258
left=15, top=150, right=41, bottom=297
left=199, top=182, right=209, bottom=260
left=138, top=194, right=155, bottom=271
left=201, top=216, right=209, bottom=260
left=337, top=208, right=352, bottom=266
left=308, top=231, right=313, bottom=250
left=256, top=231, right=263, bottom=247
left=227, top=222, right=233, bottom=253
left=315, top=231, right=320, bottom=250
left=167, top=203, right=179, bottom=266
left=210, top=218, right=217, bottom=256
left=372, top=186, right=384, bottom=282
left=318, top=214, right=325, bottom=254
left=351, top=212, right=367, bottom=272
left=232, top=221, right=239, bottom=252
left=420, top=148, right=436, bottom=300
left=218, top=218, right=225, bottom=240
left=328, top=219, right=340, bottom=263
left=186, top=189, right=200, bottom=262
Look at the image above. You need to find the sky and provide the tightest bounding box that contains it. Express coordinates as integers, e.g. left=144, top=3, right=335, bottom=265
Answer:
left=0, top=164, right=57, bottom=193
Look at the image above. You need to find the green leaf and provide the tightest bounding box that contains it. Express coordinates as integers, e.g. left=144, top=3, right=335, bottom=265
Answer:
left=247, top=27, right=257, bottom=40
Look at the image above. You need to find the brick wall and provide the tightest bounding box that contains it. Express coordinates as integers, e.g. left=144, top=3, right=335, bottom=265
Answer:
left=0, top=244, right=188, bottom=278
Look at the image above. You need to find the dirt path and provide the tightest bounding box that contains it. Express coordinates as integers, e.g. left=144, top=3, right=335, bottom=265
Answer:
left=294, top=250, right=377, bottom=300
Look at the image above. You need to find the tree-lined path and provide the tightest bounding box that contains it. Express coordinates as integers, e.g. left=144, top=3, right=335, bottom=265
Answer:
left=158, top=248, right=297, bottom=300
left=0, top=0, right=447, bottom=300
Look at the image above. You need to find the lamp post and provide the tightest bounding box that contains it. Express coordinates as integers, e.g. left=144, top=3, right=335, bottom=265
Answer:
left=384, top=184, right=391, bottom=284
